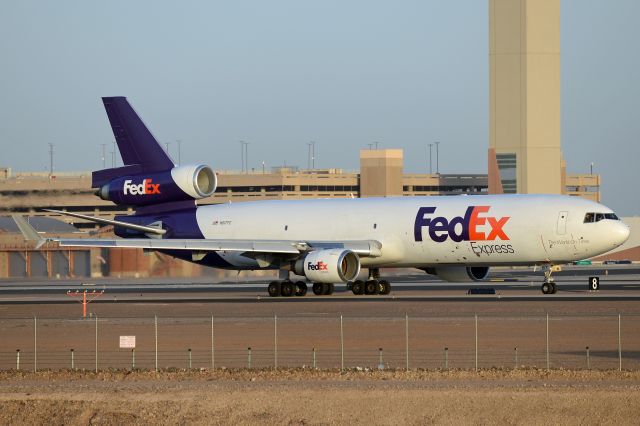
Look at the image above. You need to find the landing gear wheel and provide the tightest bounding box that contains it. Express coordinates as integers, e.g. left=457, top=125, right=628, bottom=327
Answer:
left=352, top=280, right=364, bottom=295
left=295, top=281, right=307, bottom=296
left=322, top=283, right=334, bottom=295
left=364, top=280, right=377, bottom=295
left=541, top=282, right=552, bottom=295
left=312, top=282, right=323, bottom=296
left=281, top=281, right=294, bottom=297
left=550, top=282, right=557, bottom=294
left=268, top=281, right=281, bottom=297
left=379, top=280, right=391, bottom=295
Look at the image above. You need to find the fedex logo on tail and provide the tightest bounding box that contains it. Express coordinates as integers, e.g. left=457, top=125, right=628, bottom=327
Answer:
left=123, top=179, right=161, bottom=195
left=414, top=206, right=510, bottom=243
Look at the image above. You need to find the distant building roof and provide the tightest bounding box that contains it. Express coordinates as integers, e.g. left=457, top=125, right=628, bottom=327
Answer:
left=0, top=216, right=79, bottom=233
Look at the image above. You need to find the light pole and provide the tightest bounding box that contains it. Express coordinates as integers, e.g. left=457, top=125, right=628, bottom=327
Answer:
left=239, top=141, right=249, bottom=173
left=310, top=141, right=316, bottom=169
left=435, top=141, right=440, bottom=174
left=100, top=144, right=106, bottom=169
left=428, top=143, right=433, bottom=174
left=245, top=142, right=249, bottom=173
left=590, top=162, right=594, bottom=175
left=176, top=140, right=182, bottom=166
left=48, top=143, right=54, bottom=176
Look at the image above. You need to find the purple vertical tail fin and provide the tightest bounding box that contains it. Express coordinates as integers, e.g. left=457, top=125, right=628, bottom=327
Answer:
left=92, top=97, right=175, bottom=187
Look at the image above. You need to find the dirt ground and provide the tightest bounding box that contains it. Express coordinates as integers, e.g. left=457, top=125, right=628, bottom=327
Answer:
left=0, top=369, right=638, bottom=425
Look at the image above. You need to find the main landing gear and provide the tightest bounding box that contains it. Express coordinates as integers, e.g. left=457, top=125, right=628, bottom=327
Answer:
left=312, top=283, right=334, bottom=296
left=541, top=266, right=558, bottom=295
left=267, top=281, right=334, bottom=297
left=268, top=280, right=308, bottom=297
left=350, top=268, right=392, bottom=296
left=350, top=279, right=391, bottom=295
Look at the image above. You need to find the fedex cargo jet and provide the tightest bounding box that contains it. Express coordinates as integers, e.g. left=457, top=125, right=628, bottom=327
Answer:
left=14, top=97, right=630, bottom=296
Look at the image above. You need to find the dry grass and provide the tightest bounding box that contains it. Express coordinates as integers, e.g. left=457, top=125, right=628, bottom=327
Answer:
left=0, top=368, right=639, bottom=425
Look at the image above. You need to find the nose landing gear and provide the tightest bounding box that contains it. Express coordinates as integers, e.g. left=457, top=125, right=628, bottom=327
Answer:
left=541, top=281, right=557, bottom=295
left=541, top=266, right=558, bottom=295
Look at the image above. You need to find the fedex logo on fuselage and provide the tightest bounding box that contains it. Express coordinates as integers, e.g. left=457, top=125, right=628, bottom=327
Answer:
left=123, top=179, right=161, bottom=195
left=414, top=206, right=510, bottom=243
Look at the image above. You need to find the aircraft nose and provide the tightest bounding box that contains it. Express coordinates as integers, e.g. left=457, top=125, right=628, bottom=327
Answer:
left=612, top=222, right=630, bottom=247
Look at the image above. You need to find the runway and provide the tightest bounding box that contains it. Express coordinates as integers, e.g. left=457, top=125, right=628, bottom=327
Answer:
left=0, top=265, right=638, bottom=305
left=0, top=266, right=638, bottom=373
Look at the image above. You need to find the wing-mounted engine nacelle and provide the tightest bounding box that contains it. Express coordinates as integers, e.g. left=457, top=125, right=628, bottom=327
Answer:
left=294, top=249, right=361, bottom=284
left=424, top=266, right=490, bottom=282
left=97, top=164, right=217, bottom=206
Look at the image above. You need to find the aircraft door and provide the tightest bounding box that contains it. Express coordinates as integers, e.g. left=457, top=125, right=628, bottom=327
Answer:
left=557, top=211, right=568, bottom=235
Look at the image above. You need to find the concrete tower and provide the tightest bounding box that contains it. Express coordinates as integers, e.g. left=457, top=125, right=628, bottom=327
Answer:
left=488, top=0, right=563, bottom=194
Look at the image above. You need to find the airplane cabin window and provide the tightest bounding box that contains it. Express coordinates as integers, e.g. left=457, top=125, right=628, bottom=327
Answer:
left=584, top=213, right=594, bottom=223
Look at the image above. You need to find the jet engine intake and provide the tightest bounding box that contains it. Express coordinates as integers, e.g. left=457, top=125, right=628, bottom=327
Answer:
left=294, top=249, right=360, bottom=284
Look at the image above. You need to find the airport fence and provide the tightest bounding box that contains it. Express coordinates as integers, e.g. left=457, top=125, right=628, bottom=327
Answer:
left=0, top=313, right=638, bottom=371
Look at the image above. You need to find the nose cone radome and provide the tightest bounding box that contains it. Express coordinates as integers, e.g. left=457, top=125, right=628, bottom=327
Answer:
left=612, top=222, right=631, bottom=247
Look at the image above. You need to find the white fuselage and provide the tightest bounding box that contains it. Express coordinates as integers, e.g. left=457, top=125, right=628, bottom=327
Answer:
left=194, top=194, right=630, bottom=270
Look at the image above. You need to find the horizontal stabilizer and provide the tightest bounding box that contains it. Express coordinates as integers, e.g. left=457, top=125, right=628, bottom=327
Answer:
left=11, top=215, right=46, bottom=249
left=43, top=209, right=166, bottom=235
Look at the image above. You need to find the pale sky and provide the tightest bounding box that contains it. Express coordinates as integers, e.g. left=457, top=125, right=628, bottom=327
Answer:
left=0, top=1, right=638, bottom=215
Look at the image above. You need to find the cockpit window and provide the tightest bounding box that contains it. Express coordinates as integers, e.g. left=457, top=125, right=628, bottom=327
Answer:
left=584, top=212, right=619, bottom=223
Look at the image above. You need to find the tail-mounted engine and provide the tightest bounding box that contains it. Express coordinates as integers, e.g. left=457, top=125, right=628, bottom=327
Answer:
left=97, top=164, right=217, bottom=206
left=294, top=249, right=361, bottom=284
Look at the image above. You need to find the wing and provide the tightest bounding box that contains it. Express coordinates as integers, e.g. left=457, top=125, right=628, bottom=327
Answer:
left=50, top=238, right=381, bottom=257
left=11, top=215, right=382, bottom=257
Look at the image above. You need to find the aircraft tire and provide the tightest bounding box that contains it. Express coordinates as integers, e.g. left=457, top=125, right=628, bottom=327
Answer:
left=268, top=281, right=281, bottom=297
left=281, top=281, right=295, bottom=297
left=295, top=281, right=307, bottom=296
left=322, top=283, right=334, bottom=295
left=379, top=280, right=391, bottom=295
left=312, top=282, right=324, bottom=296
left=541, top=282, right=552, bottom=295
left=550, top=282, right=557, bottom=294
left=364, top=280, right=377, bottom=295
left=352, top=280, right=364, bottom=295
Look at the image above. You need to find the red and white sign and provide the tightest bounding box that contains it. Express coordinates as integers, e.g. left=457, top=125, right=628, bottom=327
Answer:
left=119, top=336, right=136, bottom=349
